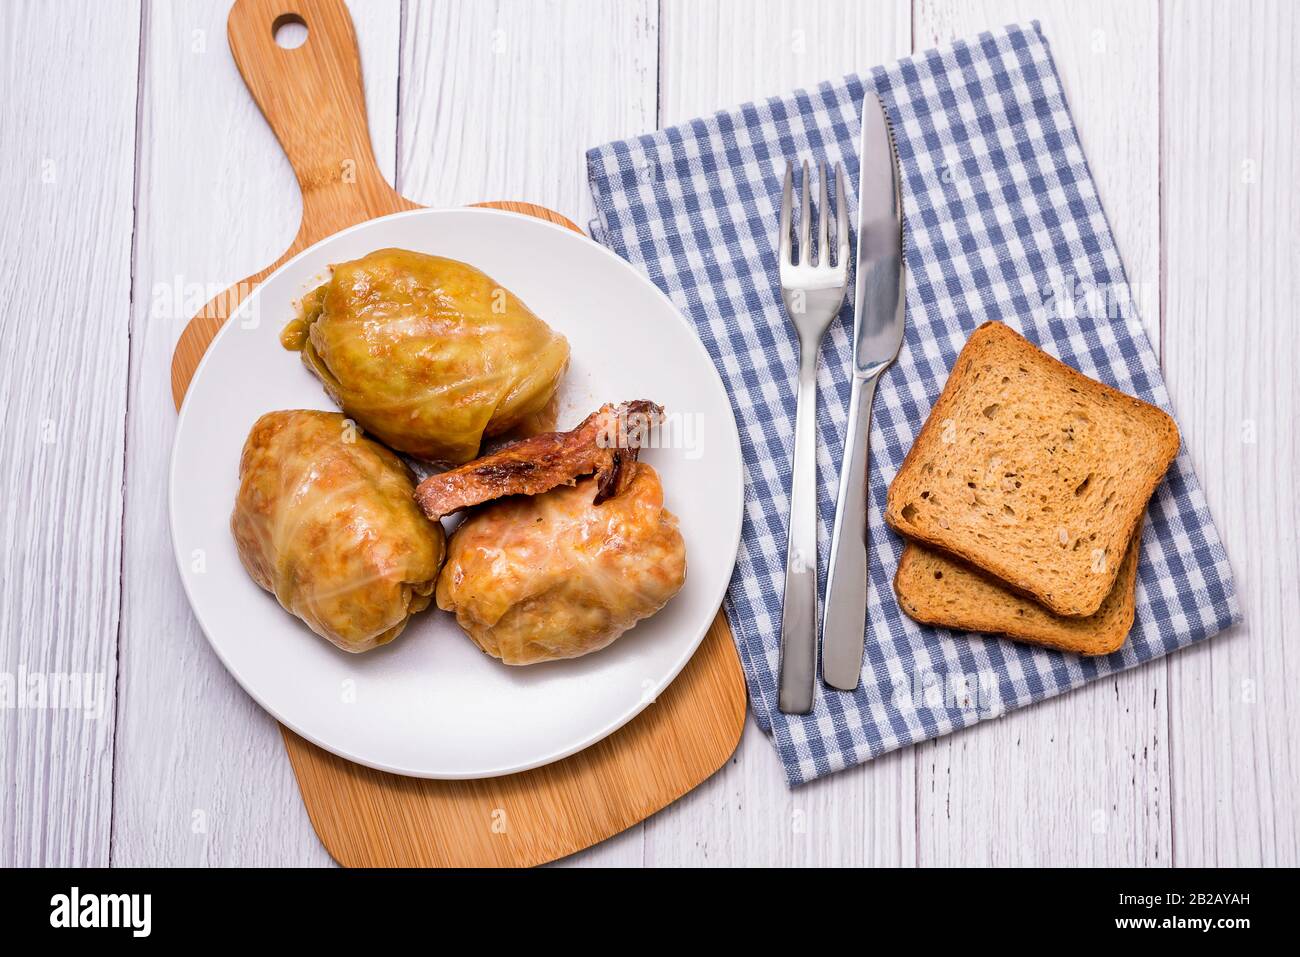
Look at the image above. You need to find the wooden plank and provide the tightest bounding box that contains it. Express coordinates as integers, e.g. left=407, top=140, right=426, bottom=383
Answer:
left=399, top=0, right=658, bottom=232
left=398, top=0, right=660, bottom=867
left=281, top=612, right=744, bottom=868
left=910, top=0, right=1169, bottom=865
left=0, top=0, right=139, bottom=867
left=659, top=0, right=909, bottom=124
left=157, top=1, right=737, bottom=869
left=649, top=0, right=916, bottom=866
left=1162, top=0, right=1299, bottom=866
left=110, top=0, right=400, bottom=867
left=19, top=0, right=1280, bottom=869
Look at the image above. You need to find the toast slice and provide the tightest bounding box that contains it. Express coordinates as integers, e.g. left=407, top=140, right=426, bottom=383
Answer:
left=884, top=322, right=1178, bottom=617
left=894, top=528, right=1141, bottom=656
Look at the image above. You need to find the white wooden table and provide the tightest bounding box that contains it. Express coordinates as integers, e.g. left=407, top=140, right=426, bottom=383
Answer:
left=2, top=0, right=1295, bottom=867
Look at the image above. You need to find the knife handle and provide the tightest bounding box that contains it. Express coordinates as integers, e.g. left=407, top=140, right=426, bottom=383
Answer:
left=821, top=372, right=878, bottom=691
left=777, top=347, right=820, bottom=715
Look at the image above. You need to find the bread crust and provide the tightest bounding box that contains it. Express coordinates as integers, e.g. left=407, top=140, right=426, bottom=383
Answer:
left=884, top=322, right=1178, bottom=617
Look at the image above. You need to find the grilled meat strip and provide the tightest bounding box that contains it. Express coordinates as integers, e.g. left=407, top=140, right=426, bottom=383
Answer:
left=414, top=400, right=662, bottom=520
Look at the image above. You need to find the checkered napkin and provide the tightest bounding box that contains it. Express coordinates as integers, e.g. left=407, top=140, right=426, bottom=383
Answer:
left=585, top=22, right=1240, bottom=786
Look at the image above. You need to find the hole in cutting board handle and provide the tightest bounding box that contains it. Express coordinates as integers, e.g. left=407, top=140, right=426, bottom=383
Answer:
left=272, top=13, right=308, bottom=49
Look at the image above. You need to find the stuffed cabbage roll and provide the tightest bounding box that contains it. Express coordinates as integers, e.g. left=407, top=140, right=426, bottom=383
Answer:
left=231, top=410, right=446, bottom=653
left=436, top=461, right=686, bottom=665
left=285, top=248, right=570, bottom=464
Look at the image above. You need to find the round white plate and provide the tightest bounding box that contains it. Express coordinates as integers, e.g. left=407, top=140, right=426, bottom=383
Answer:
left=170, top=207, right=744, bottom=779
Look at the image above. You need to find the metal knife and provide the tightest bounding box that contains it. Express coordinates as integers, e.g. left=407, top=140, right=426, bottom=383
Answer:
left=820, top=93, right=905, bottom=692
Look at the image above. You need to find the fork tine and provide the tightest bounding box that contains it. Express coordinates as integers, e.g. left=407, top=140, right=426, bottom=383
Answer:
left=779, top=161, right=793, bottom=265
left=816, top=162, right=829, bottom=267
left=798, top=161, right=811, bottom=265
left=835, top=162, right=849, bottom=268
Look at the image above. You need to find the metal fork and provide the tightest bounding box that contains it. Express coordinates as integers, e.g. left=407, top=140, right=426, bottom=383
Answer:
left=776, top=160, right=849, bottom=715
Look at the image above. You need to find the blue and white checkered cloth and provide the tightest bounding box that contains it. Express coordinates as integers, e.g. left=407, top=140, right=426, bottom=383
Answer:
left=586, top=22, right=1240, bottom=786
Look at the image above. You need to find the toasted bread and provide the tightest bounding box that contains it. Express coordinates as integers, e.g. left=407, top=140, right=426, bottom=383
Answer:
left=884, top=322, right=1178, bottom=617
left=894, top=527, right=1141, bottom=655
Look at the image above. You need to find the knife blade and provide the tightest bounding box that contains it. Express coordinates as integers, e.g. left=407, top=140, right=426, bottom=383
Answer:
left=820, top=92, right=905, bottom=692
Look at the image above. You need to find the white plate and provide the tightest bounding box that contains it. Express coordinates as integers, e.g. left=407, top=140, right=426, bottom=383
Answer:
left=170, top=207, right=744, bottom=779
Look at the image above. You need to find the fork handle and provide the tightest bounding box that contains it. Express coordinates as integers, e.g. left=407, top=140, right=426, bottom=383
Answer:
left=821, top=371, right=879, bottom=691
left=777, top=346, right=821, bottom=715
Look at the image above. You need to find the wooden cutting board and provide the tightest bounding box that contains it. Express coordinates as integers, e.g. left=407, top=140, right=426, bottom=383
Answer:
left=169, top=0, right=746, bottom=867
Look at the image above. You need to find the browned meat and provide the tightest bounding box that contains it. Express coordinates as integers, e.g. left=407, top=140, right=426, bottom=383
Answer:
left=414, top=401, right=662, bottom=520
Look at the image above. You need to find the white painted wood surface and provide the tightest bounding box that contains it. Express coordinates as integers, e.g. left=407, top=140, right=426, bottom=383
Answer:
left=648, top=0, right=919, bottom=868
left=0, top=0, right=140, bottom=867
left=1161, top=0, right=1299, bottom=867
left=911, top=0, right=1171, bottom=868
left=0, top=0, right=1293, bottom=866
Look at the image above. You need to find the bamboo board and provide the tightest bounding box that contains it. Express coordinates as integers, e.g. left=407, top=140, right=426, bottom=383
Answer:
left=169, top=0, right=747, bottom=867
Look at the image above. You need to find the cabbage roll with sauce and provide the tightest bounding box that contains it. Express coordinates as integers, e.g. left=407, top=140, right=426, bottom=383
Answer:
left=283, top=248, right=570, bottom=465
left=231, top=410, right=446, bottom=653
left=436, top=461, right=686, bottom=665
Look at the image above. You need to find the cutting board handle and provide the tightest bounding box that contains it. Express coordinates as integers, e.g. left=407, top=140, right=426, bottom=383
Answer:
left=227, top=0, right=413, bottom=245
left=171, top=0, right=416, bottom=410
